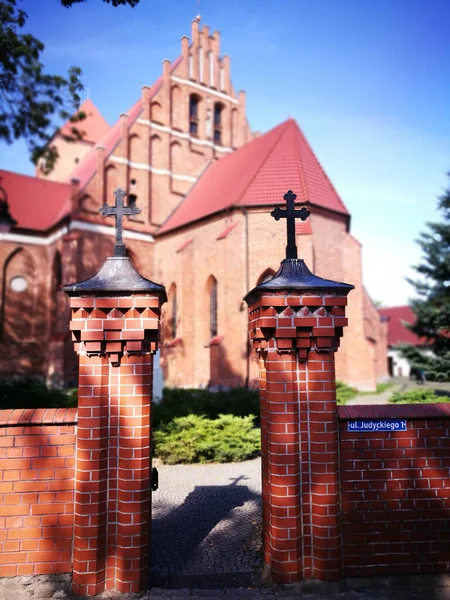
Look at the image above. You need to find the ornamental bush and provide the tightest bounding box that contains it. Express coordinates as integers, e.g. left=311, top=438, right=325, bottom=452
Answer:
left=389, top=388, right=447, bottom=404
left=336, top=380, right=358, bottom=405
left=153, top=414, right=261, bottom=464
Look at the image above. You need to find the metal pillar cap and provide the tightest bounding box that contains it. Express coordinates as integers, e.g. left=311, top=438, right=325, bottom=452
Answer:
left=243, top=258, right=354, bottom=305
left=63, top=256, right=167, bottom=301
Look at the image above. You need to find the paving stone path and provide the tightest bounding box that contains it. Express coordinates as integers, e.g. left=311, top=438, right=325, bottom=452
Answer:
left=150, top=458, right=263, bottom=588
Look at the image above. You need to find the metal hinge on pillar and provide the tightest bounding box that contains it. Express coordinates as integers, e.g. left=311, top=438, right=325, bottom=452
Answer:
left=151, top=467, right=159, bottom=491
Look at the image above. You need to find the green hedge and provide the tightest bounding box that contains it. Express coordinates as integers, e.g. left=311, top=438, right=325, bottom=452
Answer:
left=336, top=381, right=358, bottom=405
left=153, top=414, right=261, bottom=464
left=389, top=388, right=448, bottom=404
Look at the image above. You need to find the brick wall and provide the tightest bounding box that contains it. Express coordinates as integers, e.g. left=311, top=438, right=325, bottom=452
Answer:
left=339, top=404, right=450, bottom=577
left=0, top=408, right=77, bottom=577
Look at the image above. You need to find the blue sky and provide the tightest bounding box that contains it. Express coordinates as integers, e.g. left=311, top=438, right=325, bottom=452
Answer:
left=2, top=0, right=450, bottom=306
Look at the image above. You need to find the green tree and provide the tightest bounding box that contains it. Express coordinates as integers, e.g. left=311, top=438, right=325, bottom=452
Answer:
left=405, top=174, right=450, bottom=380
left=0, top=0, right=139, bottom=173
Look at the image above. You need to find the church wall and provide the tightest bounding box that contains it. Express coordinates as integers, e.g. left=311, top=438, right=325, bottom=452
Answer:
left=154, top=212, right=248, bottom=388
left=0, top=241, right=57, bottom=380
left=36, top=138, right=94, bottom=183
left=338, top=233, right=379, bottom=390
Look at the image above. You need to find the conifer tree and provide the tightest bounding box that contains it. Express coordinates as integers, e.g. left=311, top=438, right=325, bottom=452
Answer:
left=404, top=175, right=450, bottom=380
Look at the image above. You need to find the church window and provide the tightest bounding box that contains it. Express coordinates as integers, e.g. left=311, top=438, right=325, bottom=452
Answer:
left=171, top=289, right=177, bottom=338
left=1, top=248, right=36, bottom=342
left=213, top=103, right=223, bottom=146
left=209, top=51, right=214, bottom=86
left=257, top=268, right=276, bottom=285
left=9, top=276, right=27, bottom=292
left=188, top=53, right=193, bottom=79
left=128, top=194, right=137, bottom=208
left=220, top=65, right=224, bottom=90
left=189, top=94, right=200, bottom=137
left=54, top=252, right=62, bottom=292
left=209, top=277, right=218, bottom=338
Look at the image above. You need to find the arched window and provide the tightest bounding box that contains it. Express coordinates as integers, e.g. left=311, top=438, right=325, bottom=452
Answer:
left=151, top=101, right=163, bottom=124
left=213, top=103, right=223, bottom=145
left=128, top=135, right=141, bottom=208
left=172, top=288, right=177, bottom=339
left=171, top=86, right=182, bottom=130
left=189, top=94, right=200, bottom=137
left=104, top=165, right=118, bottom=205
left=51, top=251, right=63, bottom=335
left=1, top=248, right=36, bottom=341
left=209, top=277, right=218, bottom=338
left=170, top=141, right=182, bottom=174
left=257, top=268, right=276, bottom=285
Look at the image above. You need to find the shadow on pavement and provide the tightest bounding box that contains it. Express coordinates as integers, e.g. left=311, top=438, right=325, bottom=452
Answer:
left=150, top=483, right=262, bottom=588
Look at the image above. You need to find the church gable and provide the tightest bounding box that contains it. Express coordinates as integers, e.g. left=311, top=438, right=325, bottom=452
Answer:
left=67, top=17, right=250, bottom=232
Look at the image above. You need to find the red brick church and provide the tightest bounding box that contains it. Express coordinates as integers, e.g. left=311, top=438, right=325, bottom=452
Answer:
left=0, top=17, right=387, bottom=390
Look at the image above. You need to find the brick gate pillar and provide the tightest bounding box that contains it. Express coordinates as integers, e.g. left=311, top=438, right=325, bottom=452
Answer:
left=244, top=193, right=353, bottom=584
left=64, top=192, right=166, bottom=596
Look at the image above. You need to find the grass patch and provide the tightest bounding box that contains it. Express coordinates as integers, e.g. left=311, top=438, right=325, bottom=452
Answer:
left=154, top=414, right=261, bottom=464
left=389, top=388, right=449, bottom=404
left=336, top=381, right=358, bottom=405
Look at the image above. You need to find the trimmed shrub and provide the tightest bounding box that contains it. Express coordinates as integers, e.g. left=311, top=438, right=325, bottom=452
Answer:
left=336, top=380, right=358, bottom=405
left=389, top=388, right=448, bottom=404
left=154, top=414, right=261, bottom=464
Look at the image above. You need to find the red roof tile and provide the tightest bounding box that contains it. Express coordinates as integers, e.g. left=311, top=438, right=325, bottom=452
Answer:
left=378, top=305, right=429, bottom=346
left=158, top=118, right=349, bottom=234
left=0, top=169, right=71, bottom=232
left=59, top=99, right=110, bottom=145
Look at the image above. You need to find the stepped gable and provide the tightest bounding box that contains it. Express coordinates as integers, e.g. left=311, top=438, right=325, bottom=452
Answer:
left=158, top=118, right=349, bottom=235
left=0, top=169, right=71, bottom=231
left=59, top=98, right=110, bottom=145
left=68, top=59, right=181, bottom=189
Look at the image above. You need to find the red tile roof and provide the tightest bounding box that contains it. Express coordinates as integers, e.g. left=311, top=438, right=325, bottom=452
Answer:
left=59, top=99, right=110, bottom=145
left=158, top=118, right=349, bottom=235
left=378, top=305, right=428, bottom=346
left=0, top=170, right=71, bottom=232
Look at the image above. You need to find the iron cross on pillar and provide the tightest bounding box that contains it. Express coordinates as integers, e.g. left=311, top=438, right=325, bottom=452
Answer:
left=271, top=190, right=310, bottom=259
left=99, top=188, right=141, bottom=257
